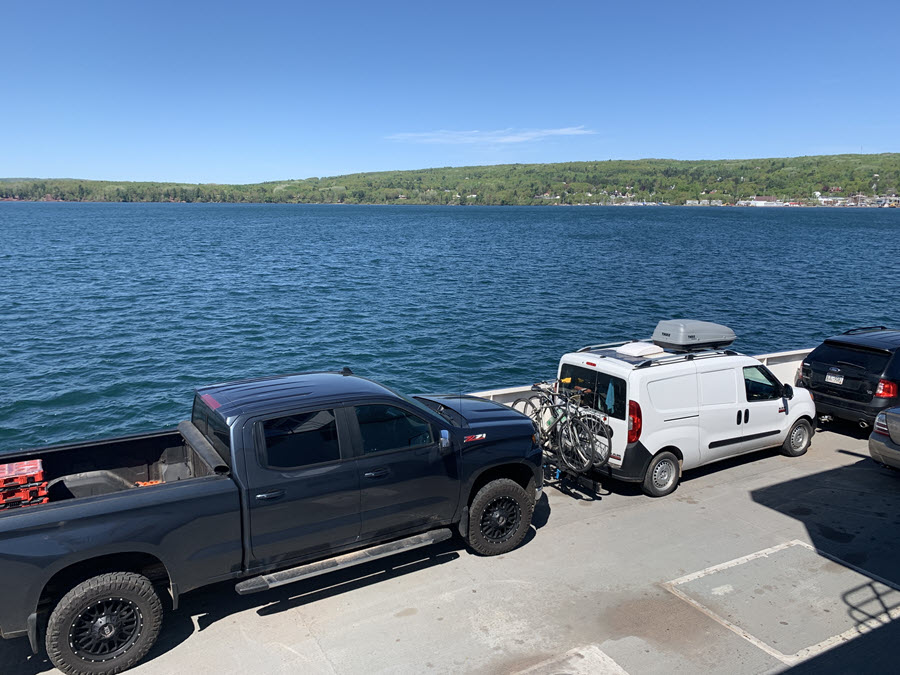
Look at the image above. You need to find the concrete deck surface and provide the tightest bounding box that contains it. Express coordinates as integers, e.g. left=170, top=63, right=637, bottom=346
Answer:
left=2, top=423, right=898, bottom=675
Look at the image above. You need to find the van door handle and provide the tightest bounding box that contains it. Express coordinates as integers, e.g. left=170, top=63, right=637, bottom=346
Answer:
left=255, top=489, right=285, bottom=501
left=736, top=411, right=742, bottom=425
left=364, top=468, right=389, bottom=479
left=744, top=409, right=749, bottom=424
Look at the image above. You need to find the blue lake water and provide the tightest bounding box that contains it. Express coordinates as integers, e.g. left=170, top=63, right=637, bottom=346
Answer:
left=1, top=203, right=897, bottom=450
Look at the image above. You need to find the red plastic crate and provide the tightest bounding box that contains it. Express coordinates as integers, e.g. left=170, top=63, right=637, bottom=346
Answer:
left=0, top=460, right=45, bottom=488
left=0, top=495, right=48, bottom=510
left=0, top=484, right=49, bottom=505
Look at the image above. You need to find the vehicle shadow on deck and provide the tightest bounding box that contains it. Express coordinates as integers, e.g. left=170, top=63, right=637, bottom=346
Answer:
left=751, top=452, right=900, bottom=672
left=0, top=496, right=554, bottom=675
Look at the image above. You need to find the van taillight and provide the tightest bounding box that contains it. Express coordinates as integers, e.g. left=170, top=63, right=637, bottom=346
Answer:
left=875, top=380, right=898, bottom=398
left=628, top=400, right=642, bottom=443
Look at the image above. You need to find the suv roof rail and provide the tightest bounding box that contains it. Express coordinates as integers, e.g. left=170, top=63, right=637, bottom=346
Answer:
left=841, top=326, right=889, bottom=335
left=634, top=349, right=739, bottom=369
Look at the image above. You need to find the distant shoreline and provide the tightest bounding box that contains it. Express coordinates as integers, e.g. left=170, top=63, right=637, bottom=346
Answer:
left=2, top=198, right=896, bottom=209
left=2, top=153, right=898, bottom=207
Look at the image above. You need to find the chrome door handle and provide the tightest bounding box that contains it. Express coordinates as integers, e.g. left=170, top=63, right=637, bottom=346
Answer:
left=364, top=468, right=389, bottom=479
left=255, top=489, right=285, bottom=501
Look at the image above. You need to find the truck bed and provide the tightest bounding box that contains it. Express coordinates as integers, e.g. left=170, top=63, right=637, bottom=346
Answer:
left=0, top=424, right=223, bottom=507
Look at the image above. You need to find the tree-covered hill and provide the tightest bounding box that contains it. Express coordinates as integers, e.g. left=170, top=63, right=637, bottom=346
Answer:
left=2, top=154, right=898, bottom=205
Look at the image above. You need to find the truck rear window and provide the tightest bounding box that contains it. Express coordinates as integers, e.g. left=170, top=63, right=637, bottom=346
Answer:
left=191, top=396, right=232, bottom=466
left=559, top=363, right=626, bottom=420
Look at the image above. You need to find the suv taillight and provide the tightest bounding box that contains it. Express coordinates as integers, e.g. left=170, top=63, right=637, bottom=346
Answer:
left=875, top=380, right=898, bottom=398
left=873, top=413, right=890, bottom=436
left=628, top=400, right=642, bottom=443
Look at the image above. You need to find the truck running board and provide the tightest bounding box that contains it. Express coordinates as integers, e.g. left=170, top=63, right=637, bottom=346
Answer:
left=234, top=528, right=453, bottom=595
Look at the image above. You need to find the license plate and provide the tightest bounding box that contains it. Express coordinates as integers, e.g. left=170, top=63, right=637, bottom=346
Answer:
left=825, top=373, right=844, bottom=385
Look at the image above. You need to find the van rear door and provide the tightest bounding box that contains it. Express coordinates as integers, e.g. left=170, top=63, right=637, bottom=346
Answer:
left=558, top=361, right=628, bottom=464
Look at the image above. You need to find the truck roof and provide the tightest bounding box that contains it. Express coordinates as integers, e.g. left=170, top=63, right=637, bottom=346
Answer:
left=195, top=371, right=398, bottom=419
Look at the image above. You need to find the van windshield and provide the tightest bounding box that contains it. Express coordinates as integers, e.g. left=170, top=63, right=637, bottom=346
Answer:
left=559, top=363, right=627, bottom=420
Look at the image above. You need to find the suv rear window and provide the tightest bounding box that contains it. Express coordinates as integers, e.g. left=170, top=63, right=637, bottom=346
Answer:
left=809, top=342, right=891, bottom=375
left=559, top=363, right=626, bottom=419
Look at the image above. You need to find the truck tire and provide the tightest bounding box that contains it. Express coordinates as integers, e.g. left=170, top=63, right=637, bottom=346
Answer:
left=466, top=478, right=534, bottom=556
left=641, top=451, right=680, bottom=497
left=45, top=572, right=163, bottom=675
left=781, top=419, right=812, bottom=457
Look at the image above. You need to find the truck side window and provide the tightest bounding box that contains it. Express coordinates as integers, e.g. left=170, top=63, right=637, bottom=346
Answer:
left=355, top=405, right=433, bottom=455
left=262, top=409, right=340, bottom=469
left=743, top=366, right=781, bottom=402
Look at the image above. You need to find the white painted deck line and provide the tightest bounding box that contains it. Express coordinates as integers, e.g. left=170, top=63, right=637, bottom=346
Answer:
left=663, top=540, right=900, bottom=666
left=516, top=645, right=630, bottom=675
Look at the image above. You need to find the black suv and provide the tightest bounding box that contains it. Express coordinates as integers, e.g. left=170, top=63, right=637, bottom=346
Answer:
left=798, top=327, right=900, bottom=427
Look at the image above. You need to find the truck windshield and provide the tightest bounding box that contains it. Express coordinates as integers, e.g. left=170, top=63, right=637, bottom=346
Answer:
left=191, top=396, right=232, bottom=467
left=559, top=363, right=627, bottom=420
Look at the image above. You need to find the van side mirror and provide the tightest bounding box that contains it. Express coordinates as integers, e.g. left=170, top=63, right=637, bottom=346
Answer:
left=782, top=384, right=794, bottom=400
left=439, top=429, right=452, bottom=455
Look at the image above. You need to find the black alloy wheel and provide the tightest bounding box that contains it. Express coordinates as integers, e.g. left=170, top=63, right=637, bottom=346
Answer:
left=45, top=571, right=163, bottom=675
left=479, top=495, right=521, bottom=544
left=466, top=478, right=535, bottom=556
left=69, top=597, right=143, bottom=662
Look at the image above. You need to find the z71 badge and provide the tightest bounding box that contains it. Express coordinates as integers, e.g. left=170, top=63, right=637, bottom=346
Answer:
left=464, top=433, right=487, bottom=443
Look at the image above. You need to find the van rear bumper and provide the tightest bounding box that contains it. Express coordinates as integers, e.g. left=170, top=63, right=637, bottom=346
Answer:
left=596, top=442, right=652, bottom=482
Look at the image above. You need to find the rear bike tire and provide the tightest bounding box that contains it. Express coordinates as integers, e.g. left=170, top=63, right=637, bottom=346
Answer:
left=581, top=414, right=613, bottom=467
left=557, top=418, right=594, bottom=473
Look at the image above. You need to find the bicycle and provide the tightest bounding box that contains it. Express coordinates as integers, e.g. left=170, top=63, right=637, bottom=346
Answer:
left=512, top=383, right=609, bottom=473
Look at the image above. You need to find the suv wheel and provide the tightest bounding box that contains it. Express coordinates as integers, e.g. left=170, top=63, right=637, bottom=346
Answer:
left=467, top=478, right=534, bottom=556
left=782, top=419, right=812, bottom=457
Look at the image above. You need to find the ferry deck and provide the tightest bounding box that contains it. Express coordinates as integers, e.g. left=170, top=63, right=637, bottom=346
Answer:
left=1, top=352, right=897, bottom=674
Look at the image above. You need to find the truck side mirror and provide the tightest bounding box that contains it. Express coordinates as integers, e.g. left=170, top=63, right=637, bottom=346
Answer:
left=782, top=384, right=794, bottom=400
left=439, top=429, right=452, bottom=455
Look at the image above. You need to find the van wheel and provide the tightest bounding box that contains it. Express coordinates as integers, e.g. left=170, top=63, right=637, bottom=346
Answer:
left=642, top=451, right=680, bottom=497
left=467, top=478, right=534, bottom=556
left=782, top=419, right=812, bottom=457
left=45, top=572, right=163, bottom=675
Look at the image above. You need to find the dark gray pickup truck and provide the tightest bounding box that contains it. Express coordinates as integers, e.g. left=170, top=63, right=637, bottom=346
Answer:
left=0, top=371, right=541, bottom=675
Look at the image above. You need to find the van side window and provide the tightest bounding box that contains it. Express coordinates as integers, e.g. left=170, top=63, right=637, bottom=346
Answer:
left=355, top=405, right=434, bottom=455
left=743, top=366, right=781, bottom=402
left=262, top=409, right=341, bottom=469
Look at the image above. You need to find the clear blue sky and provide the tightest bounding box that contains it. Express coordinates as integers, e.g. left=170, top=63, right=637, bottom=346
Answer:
left=2, top=0, right=898, bottom=184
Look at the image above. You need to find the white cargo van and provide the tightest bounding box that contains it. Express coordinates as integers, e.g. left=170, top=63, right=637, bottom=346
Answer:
left=557, top=321, right=816, bottom=496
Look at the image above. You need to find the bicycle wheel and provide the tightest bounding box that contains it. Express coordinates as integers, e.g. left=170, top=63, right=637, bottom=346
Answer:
left=580, top=414, right=612, bottom=467
left=511, top=397, right=539, bottom=422
left=557, top=418, right=594, bottom=473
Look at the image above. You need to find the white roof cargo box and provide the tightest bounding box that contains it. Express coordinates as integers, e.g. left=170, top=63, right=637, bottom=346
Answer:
left=651, top=320, right=736, bottom=352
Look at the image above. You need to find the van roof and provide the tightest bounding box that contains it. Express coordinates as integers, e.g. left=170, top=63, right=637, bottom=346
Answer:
left=565, top=345, right=742, bottom=372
